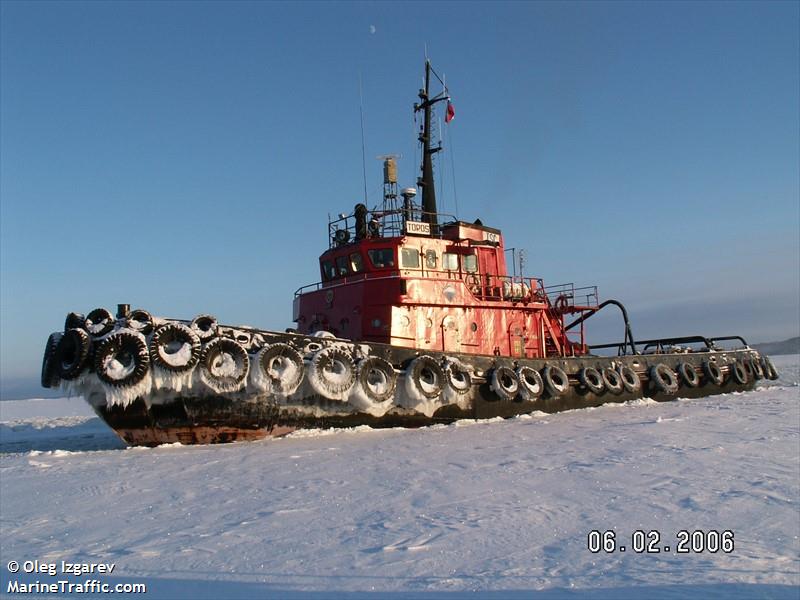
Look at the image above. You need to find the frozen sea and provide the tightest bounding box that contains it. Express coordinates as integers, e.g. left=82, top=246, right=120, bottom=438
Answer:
left=1, top=355, right=798, bottom=599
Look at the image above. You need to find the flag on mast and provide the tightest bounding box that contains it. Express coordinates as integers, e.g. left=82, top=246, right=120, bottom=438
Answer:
left=445, top=101, right=455, bottom=123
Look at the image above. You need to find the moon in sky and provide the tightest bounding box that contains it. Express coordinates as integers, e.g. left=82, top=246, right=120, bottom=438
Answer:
left=369, top=25, right=376, bottom=34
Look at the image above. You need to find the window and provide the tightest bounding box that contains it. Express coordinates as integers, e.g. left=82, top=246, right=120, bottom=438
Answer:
left=443, top=252, right=459, bottom=271
left=425, top=249, right=437, bottom=269
left=368, top=248, right=395, bottom=268
left=321, top=260, right=336, bottom=280
left=350, top=252, right=364, bottom=273
left=463, top=254, right=478, bottom=273
left=401, top=248, right=420, bottom=269
left=335, top=256, right=349, bottom=276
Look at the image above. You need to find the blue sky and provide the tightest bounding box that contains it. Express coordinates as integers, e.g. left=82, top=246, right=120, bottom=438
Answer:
left=2, top=1, right=798, bottom=398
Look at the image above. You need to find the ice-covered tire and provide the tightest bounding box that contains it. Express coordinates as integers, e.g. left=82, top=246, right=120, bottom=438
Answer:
left=703, top=361, right=724, bottom=385
left=126, top=309, right=154, bottom=336
left=730, top=360, right=747, bottom=385
left=191, top=314, right=218, bottom=341
left=491, top=365, right=519, bottom=401
left=445, top=361, right=472, bottom=395
left=543, top=365, right=569, bottom=397
left=601, top=367, right=623, bottom=395
left=579, top=367, right=604, bottom=394
left=618, top=365, right=641, bottom=393
left=650, top=364, right=678, bottom=394
left=355, top=356, right=397, bottom=403
left=750, top=357, right=763, bottom=380
left=517, top=366, right=544, bottom=400
left=199, top=338, right=249, bottom=393
left=763, top=357, right=779, bottom=381
left=85, top=307, right=115, bottom=338
left=310, top=348, right=355, bottom=398
left=64, top=312, right=85, bottom=332
left=94, top=331, right=150, bottom=388
left=55, top=328, right=92, bottom=380
left=256, top=343, right=304, bottom=394
left=406, top=356, right=445, bottom=400
left=678, top=362, right=699, bottom=387
left=41, top=332, right=63, bottom=388
left=150, top=323, right=201, bottom=372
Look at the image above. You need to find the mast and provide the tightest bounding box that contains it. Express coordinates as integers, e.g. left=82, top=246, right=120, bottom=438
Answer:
left=414, top=60, right=448, bottom=235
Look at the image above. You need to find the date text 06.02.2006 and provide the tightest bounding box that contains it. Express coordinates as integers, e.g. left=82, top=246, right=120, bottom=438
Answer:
left=587, top=530, right=734, bottom=554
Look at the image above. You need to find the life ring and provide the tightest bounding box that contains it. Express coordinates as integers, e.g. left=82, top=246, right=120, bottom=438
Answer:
left=256, top=343, right=304, bottom=394
left=703, top=361, right=724, bottom=385
left=126, top=309, right=154, bottom=336
left=55, top=328, right=92, bottom=380
left=730, top=360, right=747, bottom=385
left=618, top=365, right=641, bottom=393
left=543, top=365, right=570, bottom=397
left=491, top=365, right=519, bottom=401
left=650, top=364, right=678, bottom=393
left=517, top=366, right=544, bottom=400
left=41, top=332, right=63, bottom=388
left=677, top=362, right=699, bottom=387
left=310, top=347, right=355, bottom=398
left=191, top=314, right=218, bottom=341
left=355, top=356, right=397, bottom=403
left=64, top=312, right=85, bottom=332
left=94, top=331, right=150, bottom=388
left=406, top=355, right=445, bottom=399
left=601, top=367, right=623, bottom=395
left=84, top=307, right=115, bottom=338
left=445, top=361, right=472, bottom=395
left=579, top=367, right=604, bottom=394
left=150, top=323, right=201, bottom=372
left=199, top=337, right=249, bottom=393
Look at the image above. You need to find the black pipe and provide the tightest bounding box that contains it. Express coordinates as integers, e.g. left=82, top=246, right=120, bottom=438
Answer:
left=565, top=299, right=637, bottom=355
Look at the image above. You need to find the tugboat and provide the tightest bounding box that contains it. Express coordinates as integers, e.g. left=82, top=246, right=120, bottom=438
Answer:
left=40, top=61, right=779, bottom=446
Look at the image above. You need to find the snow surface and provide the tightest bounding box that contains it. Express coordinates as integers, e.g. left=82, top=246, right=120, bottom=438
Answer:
left=0, top=355, right=798, bottom=599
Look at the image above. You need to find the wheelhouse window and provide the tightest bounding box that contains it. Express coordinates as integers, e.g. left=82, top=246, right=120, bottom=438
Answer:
left=443, top=252, right=459, bottom=271
left=463, top=254, right=478, bottom=273
left=321, top=260, right=336, bottom=281
left=350, top=252, right=364, bottom=273
left=335, top=255, right=349, bottom=276
left=424, top=249, right=437, bottom=269
left=400, top=248, right=420, bottom=269
left=368, top=248, right=395, bottom=268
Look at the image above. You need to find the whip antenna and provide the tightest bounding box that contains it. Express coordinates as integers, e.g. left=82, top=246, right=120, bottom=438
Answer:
left=359, top=72, right=368, bottom=203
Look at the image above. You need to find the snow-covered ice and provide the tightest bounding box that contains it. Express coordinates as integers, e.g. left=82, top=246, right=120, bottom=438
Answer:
left=0, top=355, right=798, bottom=599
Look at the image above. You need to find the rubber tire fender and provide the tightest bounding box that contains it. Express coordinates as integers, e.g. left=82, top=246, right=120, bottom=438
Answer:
left=310, top=347, right=356, bottom=398
left=491, top=365, right=520, bottom=401
left=356, top=356, right=397, bottom=403
left=618, top=365, right=641, bottom=393
left=517, top=365, right=544, bottom=399
left=258, top=343, right=304, bottom=393
left=150, top=323, right=201, bottom=372
left=763, top=357, right=779, bottom=381
left=94, top=331, right=150, bottom=388
left=543, top=365, right=570, bottom=397
left=750, top=357, right=763, bottom=380
left=191, top=314, right=218, bottom=341
left=64, top=312, right=85, bottom=332
left=579, top=367, right=604, bottom=394
left=55, top=328, right=92, bottom=380
left=677, top=362, right=700, bottom=387
left=126, top=309, right=154, bottom=336
left=601, top=367, right=623, bottom=395
left=445, top=361, right=472, bottom=395
left=41, top=332, right=63, bottom=388
left=703, top=361, right=724, bottom=385
left=85, top=307, right=115, bottom=338
left=650, top=363, right=679, bottom=394
left=199, top=337, right=250, bottom=393
left=407, top=355, right=445, bottom=400
left=730, top=360, right=748, bottom=385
